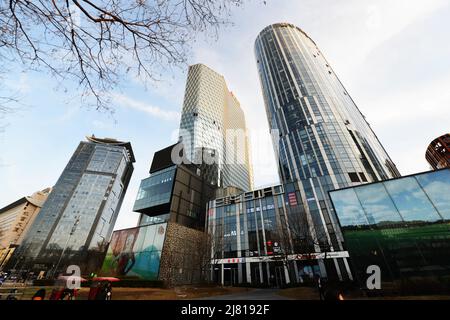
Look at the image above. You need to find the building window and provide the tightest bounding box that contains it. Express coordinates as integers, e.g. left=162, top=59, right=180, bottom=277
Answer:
left=348, top=172, right=360, bottom=183
left=359, top=172, right=368, bottom=182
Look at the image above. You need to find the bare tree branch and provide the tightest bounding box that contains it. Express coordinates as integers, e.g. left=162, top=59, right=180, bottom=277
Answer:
left=0, top=0, right=259, bottom=111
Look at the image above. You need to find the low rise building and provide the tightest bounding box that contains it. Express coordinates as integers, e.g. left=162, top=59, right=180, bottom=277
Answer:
left=100, top=143, right=219, bottom=286
left=206, top=184, right=350, bottom=287
left=0, top=188, right=51, bottom=269
left=329, top=168, right=450, bottom=293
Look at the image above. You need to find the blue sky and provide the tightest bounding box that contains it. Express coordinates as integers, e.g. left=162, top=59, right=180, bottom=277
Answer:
left=1, top=0, right=449, bottom=230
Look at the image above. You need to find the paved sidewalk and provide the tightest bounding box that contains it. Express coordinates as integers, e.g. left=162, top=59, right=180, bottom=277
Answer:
left=196, top=288, right=293, bottom=300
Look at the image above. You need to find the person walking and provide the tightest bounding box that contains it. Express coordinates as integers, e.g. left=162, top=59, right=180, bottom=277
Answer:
left=105, top=282, right=112, bottom=300
left=315, top=275, right=325, bottom=301
left=88, top=281, right=102, bottom=300
left=94, top=282, right=111, bottom=300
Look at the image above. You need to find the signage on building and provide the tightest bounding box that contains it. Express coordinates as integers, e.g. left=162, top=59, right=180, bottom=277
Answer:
left=273, top=242, right=281, bottom=254
left=288, top=192, right=298, bottom=206
left=212, top=251, right=349, bottom=264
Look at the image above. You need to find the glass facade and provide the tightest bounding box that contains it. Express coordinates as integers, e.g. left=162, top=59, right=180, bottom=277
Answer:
left=135, top=163, right=217, bottom=230
left=330, top=169, right=450, bottom=290
left=7, top=137, right=134, bottom=275
left=133, top=144, right=218, bottom=231
left=207, top=185, right=350, bottom=286
left=133, top=166, right=176, bottom=212
left=179, top=64, right=253, bottom=191
left=255, top=23, right=401, bottom=279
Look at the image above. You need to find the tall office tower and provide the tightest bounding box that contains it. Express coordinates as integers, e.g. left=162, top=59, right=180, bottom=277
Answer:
left=255, top=23, right=400, bottom=279
left=8, top=136, right=134, bottom=275
left=179, top=63, right=253, bottom=192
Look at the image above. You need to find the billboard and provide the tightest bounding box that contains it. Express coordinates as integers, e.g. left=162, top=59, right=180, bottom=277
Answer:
left=100, top=223, right=167, bottom=280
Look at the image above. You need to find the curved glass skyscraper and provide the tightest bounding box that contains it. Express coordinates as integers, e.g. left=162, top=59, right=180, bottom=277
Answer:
left=255, top=23, right=400, bottom=279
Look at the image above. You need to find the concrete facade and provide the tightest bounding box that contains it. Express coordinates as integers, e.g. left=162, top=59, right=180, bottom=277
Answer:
left=0, top=188, right=51, bottom=269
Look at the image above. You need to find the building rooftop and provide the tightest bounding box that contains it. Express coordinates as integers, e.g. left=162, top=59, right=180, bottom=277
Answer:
left=256, top=23, right=317, bottom=47
left=87, top=135, right=136, bottom=162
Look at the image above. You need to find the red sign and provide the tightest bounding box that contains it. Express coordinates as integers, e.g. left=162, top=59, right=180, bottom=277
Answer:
left=288, top=192, right=298, bottom=206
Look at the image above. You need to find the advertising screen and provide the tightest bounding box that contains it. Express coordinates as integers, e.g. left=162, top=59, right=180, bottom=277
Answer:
left=100, top=223, right=167, bottom=280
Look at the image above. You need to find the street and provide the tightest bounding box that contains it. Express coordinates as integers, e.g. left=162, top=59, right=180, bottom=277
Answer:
left=197, top=288, right=293, bottom=300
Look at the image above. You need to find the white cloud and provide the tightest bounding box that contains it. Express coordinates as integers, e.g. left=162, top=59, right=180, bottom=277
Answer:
left=113, top=93, right=181, bottom=122
left=364, top=74, right=450, bottom=125
left=3, top=73, right=31, bottom=94
left=350, top=0, right=446, bottom=66
left=188, top=0, right=450, bottom=188
left=2, top=0, right=450, bottom=232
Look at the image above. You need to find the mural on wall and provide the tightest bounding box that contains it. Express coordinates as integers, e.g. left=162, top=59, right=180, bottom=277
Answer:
left=101, top=223, right=167, bottom=280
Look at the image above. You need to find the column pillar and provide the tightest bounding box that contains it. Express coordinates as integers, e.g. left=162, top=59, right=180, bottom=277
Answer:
left=333, top=258, right=343, bottom=281
left=318, top=259, right=327, bottom=278
left=266, top=262, right=271, bottom=285
left=258, top=262, right=264, bottom=284
left=284, top=262, right=291, bottom=284
left=238, top=263, right=243, bottom=284
left=343, top=258, right=353, bottom=281
left=294, top=261, right=303, bottom=283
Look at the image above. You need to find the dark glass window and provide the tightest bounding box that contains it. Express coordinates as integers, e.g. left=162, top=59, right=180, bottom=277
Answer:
left=348, top=172, right=360, bottom=182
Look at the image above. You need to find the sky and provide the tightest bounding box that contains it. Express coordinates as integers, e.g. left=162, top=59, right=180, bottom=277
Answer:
left=1, top=0, right=449, bottom=230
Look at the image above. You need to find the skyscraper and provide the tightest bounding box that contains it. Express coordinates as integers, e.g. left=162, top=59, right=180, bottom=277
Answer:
left=8, top=136, right=135, bottom=275
left=179, top=64, right=253, bottom=192
left=255, top=23, right=400, bottom=279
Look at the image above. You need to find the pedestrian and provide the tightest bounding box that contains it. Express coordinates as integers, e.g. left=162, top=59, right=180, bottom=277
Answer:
left=105, top=282, right=112, bottom=300
left=60, top=287, right=77, bottom=300
left=88, top=281, right=102, bottom=300
left=49, top=288, right=63, bottom=300
left=315, top=275, right=325, bottom=300
left=95, top=282, right=108, bottom=300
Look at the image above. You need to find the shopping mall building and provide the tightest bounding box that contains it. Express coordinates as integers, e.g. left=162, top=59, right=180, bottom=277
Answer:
left=206, top=184, right=350, bottom=287
left=206, top=169, right=450, bottom=290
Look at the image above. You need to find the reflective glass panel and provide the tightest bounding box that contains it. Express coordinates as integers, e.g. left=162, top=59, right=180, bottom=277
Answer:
left=353, top=183, right=402, bottom=225
left=384, top=177, right=441, bottom=222
left=416, top=170, right=450, bottom=220
left=329, top=188, right=368, bottom=227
